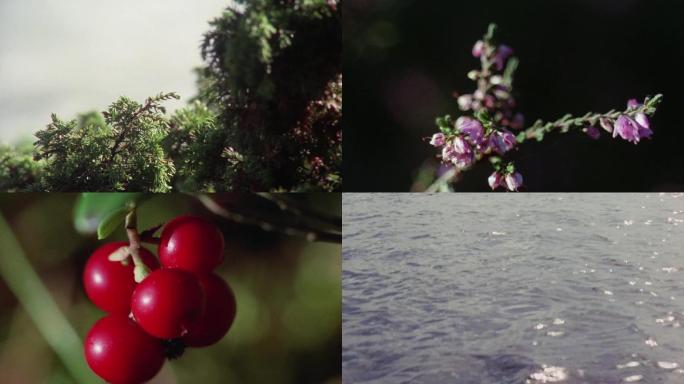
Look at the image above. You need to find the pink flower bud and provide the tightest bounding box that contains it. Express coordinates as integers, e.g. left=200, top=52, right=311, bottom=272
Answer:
left=429, top=133, right=446, bottom=147
left=627, top=99, right=641, bottom=109
left=483, top=95, right=496, bottom=109
left=457, top=94, right=473, bottom=111
left=505, top=172, right=523, bottom=191
left=472, top=40, right=485, bottom=58
left=584, top=126, right=600, bottom=140
left=599, top=117, right=613, bottom=133
left=493, top=45, right=513, bottom=71
left=488, top=172, right=502, bottom=190
left=510, top=113, right=525, bottom=130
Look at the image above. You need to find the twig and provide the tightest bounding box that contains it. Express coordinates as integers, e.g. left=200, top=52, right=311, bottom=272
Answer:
left=520, top=94, right=663, bottom=143
left=255, top=193, right=341, bottom=231
left=196, top=194, right=341, bottom=244
left=425, top=168, right=458, bottom=192
left=124, top=209, right=150, bottom=282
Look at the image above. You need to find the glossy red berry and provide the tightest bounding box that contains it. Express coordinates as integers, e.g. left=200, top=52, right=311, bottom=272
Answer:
left=131, top=268, right=205, bottom=339
left=84, top=314, right=164, bottom=384
left=183, top=273, right=237, bottom=347
left=158, top=215, right=224, bottom=276
left=83, top=242, right=160, bottom=314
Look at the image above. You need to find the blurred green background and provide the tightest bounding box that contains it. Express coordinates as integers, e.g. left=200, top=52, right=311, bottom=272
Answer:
left=0, top=193, right=341, bottom=384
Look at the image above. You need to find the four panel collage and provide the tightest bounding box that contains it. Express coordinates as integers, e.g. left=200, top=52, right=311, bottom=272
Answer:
left=0, top=1, right=682, bottom=383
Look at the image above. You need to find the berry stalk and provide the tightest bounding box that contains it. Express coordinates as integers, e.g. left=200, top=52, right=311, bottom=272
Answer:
left=125, top=209, right=151, bottom=283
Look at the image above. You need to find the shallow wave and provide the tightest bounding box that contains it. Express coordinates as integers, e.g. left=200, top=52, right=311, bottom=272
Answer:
left=343, top=194, right=684, bottom=383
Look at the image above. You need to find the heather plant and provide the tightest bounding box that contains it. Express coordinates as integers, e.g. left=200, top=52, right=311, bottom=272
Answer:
left=0, top=0, right=340, bottom=192
left=425, top=24, right=662, bottom=192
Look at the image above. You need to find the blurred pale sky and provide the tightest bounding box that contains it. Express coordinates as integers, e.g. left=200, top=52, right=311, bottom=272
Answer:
left=0, top=0, right=231, bottom=143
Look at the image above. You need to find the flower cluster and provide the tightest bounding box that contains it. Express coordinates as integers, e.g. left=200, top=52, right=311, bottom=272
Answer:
left=429, top=115, right=520, bottom=189
left=459, top=39, right=524, bottom=131
left=583, top=99, right=653, bottom=144
left=427, top=24, right=524, bottom=191
left=424, top=24, right=662, bottom=192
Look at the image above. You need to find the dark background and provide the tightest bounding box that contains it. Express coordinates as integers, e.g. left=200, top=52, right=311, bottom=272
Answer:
left=343, top=0, right=684, bottom=191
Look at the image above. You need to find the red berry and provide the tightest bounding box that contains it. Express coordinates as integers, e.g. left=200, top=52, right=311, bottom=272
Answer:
left=84, top=314, right=164, bottom=384
left=131, top=268, right=205, bottom=339
left=83, top=242, right=159, bottom=314
left=183, top=273, right=237, bottom=347
left=158, top=215, right=224, bottom=276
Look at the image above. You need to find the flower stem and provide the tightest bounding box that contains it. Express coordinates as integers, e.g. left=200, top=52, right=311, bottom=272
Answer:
left=520, top=94, right=663, bottom=143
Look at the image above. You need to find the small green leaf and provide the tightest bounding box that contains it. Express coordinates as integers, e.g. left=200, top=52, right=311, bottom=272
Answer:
left=134, top=265, right=150, bottom=283
left=97, top=208, right=129, bottom=240
left=516, top=132, right=526, bottom=143
left=73, top=193, right=142, bottom=234
left=107, top=245, right=130, bottom=262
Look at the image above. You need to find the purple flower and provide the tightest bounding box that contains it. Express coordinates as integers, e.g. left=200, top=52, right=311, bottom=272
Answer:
left=452, top=152, right=475, bottom=169
left=584, top=126, right=600, bottom=140
left=505, top=172, right=523, bottom=191
left=635, top=113, right=653, bottom=139
left=456, top=117, right=484, bottom=144
left=500, top=130, right=517, bottom=150
left=472, top=40, right=485, bottom=58
left=441, top=144, right=456, bottom=162
left=430, top=133, right=446, bottom=147
left=452, top=136, right=470, bottom=155
left=635, top=113, right=650, bottom=129
left=488, top=133, right=507, bottom=155
left=488, top=172, right=502, bottom=190
left=493, top=45, right=513, bottom=71
left=613, top=115, right=641, bottom=144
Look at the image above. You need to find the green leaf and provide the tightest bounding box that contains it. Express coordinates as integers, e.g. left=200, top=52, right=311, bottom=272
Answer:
left=73, top=193, right=142, bottom=234
left=516, top=131, right=526, bottom=143
left=505, top=162, right=515, bottom=174
left=475, top=109, right=492, bottom=124
left=107, top=245, right=130, bottom=262
left=97, top=207, right=129, bottom=240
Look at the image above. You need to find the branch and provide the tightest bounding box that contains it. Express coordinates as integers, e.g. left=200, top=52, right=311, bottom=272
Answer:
left=196, top=194, right=341, bottom=244
left=255, top=193, right=341, bottom=232
left=425, top=168, right=458, bottom=192
left=106, top=92, right=179, bottom=164
left=124, top=209, right=151, bottom=282
left=520, top=94, right=663, bottom=143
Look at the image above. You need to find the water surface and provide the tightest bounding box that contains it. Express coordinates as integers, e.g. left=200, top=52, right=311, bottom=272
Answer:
left=343, top=193, right=684, bottom=383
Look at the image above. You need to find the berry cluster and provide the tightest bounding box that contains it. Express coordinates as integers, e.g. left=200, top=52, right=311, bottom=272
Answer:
left=83, top=216, right=236, bottom=383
